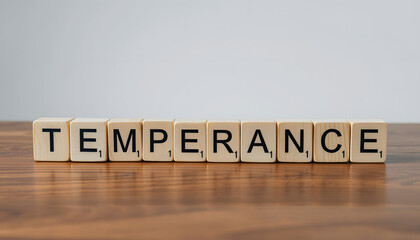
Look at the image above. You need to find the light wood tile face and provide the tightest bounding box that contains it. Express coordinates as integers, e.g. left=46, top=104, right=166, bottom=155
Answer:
left=33, top=118, right=73, bottom=161
left=174, top=121, right=206, bottom=162
left=70, top=118, right=109, bottom=162
left=277, top=121, right=313, bottom=162
left=241, top=121, right=276, bottom=163
left=107, top=119, right=142, bottom=161
left=313, top=121, right=350, bottom=162
left=207, top=121, right=240, bottom=162
left=142, top=119, right=174, bottom=161
left=350, top=120, right=387, bottom=163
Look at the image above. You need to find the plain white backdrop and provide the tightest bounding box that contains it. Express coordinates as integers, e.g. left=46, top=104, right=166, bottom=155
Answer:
left=0, top=0, right=419, bottom=122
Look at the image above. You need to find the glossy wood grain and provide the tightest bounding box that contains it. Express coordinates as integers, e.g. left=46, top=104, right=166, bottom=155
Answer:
left=0, top=122, right=419, bottom=239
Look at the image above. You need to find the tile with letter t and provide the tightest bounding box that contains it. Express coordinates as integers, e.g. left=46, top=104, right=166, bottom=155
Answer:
left=313, top=120, right=350, bottom=163
left=70, top=118, right=109, bottom=162
left=241, top=121, right=276, bottom=163
left=174, top=120, right=206, bottom=162
left=142, top=119, right=174, bottom=161
left=33, top=118, right=74, bottom=161
left=207, top=120, right=240, bottom=162
left=107, top=119, right=142, bottom=161
left=277, top=120, right=313, bottom=162
left=350, top=120, right=387, bottom=163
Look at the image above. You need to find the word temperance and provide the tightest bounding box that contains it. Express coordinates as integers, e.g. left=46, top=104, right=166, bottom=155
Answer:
left=33, top=118, right=387, bottom=163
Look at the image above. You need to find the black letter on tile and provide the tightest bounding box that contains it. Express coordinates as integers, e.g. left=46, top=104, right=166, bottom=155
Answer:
left=321, top=129, right=341, bottom=153
left=360, top=129, right=378, bottom=153
left=285, top=129, right=304, bottom=153
left=150, top=129, right=168, bottom=152
left=42, top=128, right=61, bottom=152
left=182, top=129, right=199, bottom=153
left=114, top=129, right=136, bottom=152
left=247, top=129, right=269, bottom=153
left=213, top=130, right=233, bottom=153
left=80, top=129, right=97, bottom=152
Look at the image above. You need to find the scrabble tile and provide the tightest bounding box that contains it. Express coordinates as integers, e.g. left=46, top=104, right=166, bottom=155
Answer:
left=207, top=120, right=240, bottom=162
left=33, top=118, right=73, bottom=161
left=277, top=120, right=313, bottom=162
left=174, top=120, right=206, bottom=162
left=107, top=119, right=142, bottom=161
left=70, top=118, right=109, bottom=162
left=142, top=119, right=174, bottom=161
left=241, top=121, right=276, bottom=163
left=349, top=120, right=387, bottom=163
left=313, top=120, right=350, bottom=163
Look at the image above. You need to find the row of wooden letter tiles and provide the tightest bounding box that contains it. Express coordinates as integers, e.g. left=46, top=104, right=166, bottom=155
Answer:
left=33, top=118, right=387, bottom=163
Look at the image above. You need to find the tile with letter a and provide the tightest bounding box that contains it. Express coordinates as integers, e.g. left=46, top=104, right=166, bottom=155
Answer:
left=142, top=119, right=174, bottom=161
left=108, top=119, right=142, bottom=161
left=241, top=121, right=276, bottom=163
left=277, top=120, right=313, bottom=162
left=313, top=120, right=350, bottom=163
left=350, top=120, right=387, bottom=163
left=174, top=120, right=206, bottom=162
left=207, top=120, right=240, bottom=162
left=70, top=118, right=109, bottom=162
left=33, top=117, right=73, bottom=161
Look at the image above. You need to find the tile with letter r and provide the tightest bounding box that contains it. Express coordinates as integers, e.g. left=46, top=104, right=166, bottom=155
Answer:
left=207, top=120, right=240, bottom=162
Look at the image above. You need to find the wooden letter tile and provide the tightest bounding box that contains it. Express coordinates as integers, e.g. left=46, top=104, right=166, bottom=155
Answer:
left=174, top=120, right=206, bottom=162
left=241, top=121, right=276, bottom=163
left=107, top=119, right=142, bottom=161
left=350, top=120, right=387, bottom=163
left=142, top=119, right=174, bottom=161
left=207, top=120, right=240, bottom=162
left=70, top=118, right=109, bottom=162
left=313, top=120, right=350, bottom=163
left=33, top=118, right=73, bottom=161
left=277, top=120, right=313, bottom=162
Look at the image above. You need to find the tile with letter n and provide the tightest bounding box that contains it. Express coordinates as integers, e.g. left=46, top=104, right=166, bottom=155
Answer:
left=70, top=118, right=109, bottom=162
left=207, top=120, right=240, bottom=162
left=350, top=120, right=387, bottom=163
left=142, top=119, right=174, bottom=161
left=107, top=119, right=142, bottom=161
left=241, top=120, right=276, bottom=163
left=277, top=120, right=313, bottom=162
left=33, top=117, right=73, bottom=161
left=174, top=120, right=206, bottom=162
left=313, top=120, right=350, bottom=163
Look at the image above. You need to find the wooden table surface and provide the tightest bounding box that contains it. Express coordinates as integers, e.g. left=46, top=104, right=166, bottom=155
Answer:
left=0, top=122, right=419, bottom=239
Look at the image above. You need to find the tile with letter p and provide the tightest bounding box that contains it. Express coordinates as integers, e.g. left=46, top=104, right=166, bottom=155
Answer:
left=142, top=119, right=174, bottom=161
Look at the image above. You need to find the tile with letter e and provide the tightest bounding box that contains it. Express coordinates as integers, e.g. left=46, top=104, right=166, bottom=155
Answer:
left=313, top=120, right=350, bottom=163
left=107, top=119, right=142, bottom=161
left=350, top=120, right=387, bottom=163
left=277, top=120, right=313, bottom=162
left=174, top=120, right=206, bottom=162
left=142, top=119, right=174, bottom=161
left=207, top=120, right=240, bottom=162
left=70, top=118, right=109, bottom=162
left=241, top=121, right=276, bottom=163
left=33, top=117, right=73, bottom=161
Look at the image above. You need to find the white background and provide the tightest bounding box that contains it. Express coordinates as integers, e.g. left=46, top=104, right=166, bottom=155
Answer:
left=1, top=0, right=419, bottom=122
